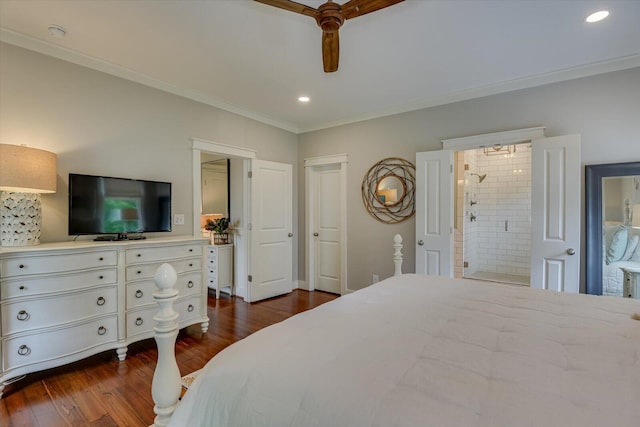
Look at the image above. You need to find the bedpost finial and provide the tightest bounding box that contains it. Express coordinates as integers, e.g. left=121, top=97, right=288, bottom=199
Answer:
left=393, top=234, right=403, bottom=277
left=154, top=263, right=178, bottom=291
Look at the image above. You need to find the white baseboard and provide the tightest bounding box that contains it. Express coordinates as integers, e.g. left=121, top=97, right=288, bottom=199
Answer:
left=295, top=280, right=311, bottom=291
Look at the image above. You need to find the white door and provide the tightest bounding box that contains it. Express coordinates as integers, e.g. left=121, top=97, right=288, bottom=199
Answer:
left=415, top=150, right=454, bottom=276
left=530, top=135, right=581, bottom=292
left=247, top=160, right=293, bottom=302
left=312, top=165, right=341, bottom=294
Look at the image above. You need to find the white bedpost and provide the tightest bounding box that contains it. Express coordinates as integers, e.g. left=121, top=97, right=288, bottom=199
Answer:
left=393, top=234, right=403, bottom=276
left=152, top=263, right=182, bottom=427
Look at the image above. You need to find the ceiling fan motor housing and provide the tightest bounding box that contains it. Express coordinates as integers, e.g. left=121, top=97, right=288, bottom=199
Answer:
left=317, top=2, right=344, bottom=31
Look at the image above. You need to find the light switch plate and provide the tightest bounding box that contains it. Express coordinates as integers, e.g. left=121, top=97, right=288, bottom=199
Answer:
left=174, top=214, right=185, bottom=225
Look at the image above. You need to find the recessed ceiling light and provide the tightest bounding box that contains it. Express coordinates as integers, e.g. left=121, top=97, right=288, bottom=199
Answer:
left=48, top=24, right=67, bottom=38
left=586, top=10, right=609, bottom=23
left=298, top=96, right=310, bottom=103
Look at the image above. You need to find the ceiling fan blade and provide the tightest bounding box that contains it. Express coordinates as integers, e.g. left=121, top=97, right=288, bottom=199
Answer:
left=254, top=0, right=319, bottom=19
left=322, top=31, right=339, bottom=73
left=342, top=0, right=404, bottom=20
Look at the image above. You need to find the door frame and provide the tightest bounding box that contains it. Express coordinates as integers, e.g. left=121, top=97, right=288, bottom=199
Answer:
left=418, top=127, right=547, bottom=277
left=304, top=154, right=349, bottom=294
left=191, top=138, right=256, bottom=299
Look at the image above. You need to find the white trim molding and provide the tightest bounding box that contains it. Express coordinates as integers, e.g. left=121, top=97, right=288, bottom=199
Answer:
left=191, top=137, right=254, bottom=300
left=191, top=138, right=256, bottom=159
left=442, top=127, right=546, bottom=151
left=304, top=153, right=349, bottom=167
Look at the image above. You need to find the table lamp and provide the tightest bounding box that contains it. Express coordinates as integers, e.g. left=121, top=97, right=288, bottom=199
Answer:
left=0, top=144, right=57, bottom=246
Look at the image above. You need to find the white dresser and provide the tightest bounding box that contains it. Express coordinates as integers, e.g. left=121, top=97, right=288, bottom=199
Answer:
left=621, top=266, right=640, bottom=299
left=206, top=244, right=234, bottom=299
left=0, top=236, right=208, bottom=397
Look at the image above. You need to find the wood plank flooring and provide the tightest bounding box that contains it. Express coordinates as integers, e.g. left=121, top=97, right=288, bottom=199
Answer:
left=0, top=289, right=338, bottom=426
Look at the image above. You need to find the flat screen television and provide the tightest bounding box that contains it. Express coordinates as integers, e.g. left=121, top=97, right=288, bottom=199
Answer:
left=69, top=173, right=171, bottom=238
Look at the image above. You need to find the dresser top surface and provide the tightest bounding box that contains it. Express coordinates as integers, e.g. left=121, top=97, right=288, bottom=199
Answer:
left=0, top=235, right=208, bottom=256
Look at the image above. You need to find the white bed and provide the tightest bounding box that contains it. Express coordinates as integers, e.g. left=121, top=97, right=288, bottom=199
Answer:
left=152, top=237, right=640, bottom=427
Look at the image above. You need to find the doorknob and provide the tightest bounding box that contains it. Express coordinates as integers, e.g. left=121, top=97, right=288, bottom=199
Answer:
left=313, top=232, right=319, bottom=237
left=566, top=248, right=575, bottom=255
left=288, top=233, right=293, bottom=237
left=417, top=240, right=424, bottom=246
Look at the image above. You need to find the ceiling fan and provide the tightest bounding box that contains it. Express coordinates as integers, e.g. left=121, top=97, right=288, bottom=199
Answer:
left=255, top=0, right=404, bottom=72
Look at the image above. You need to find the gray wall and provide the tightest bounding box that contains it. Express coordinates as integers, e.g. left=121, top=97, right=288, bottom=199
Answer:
left=0, top=42, right=298, bottom=246
left=3, top=41, right=639, bottom=292
left=298, top=67, right=640, bottom=290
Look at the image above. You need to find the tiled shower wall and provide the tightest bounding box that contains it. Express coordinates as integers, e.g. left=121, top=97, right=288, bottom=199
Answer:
left=464, top=144, right=531, bottom=277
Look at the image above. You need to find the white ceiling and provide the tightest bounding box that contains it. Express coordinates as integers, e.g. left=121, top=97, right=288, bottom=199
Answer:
left=1, top=0, right=639, bottom=134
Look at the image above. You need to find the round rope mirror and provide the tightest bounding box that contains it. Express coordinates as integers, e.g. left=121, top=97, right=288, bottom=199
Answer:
left=362, top=157, right=416, bottom=224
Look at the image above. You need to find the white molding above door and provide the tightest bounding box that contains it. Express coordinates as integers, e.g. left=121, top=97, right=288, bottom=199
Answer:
left=304, top=153, right=348, bottom=167
left=191, top=138, right=256, bottom=159
left=441, top=127, right=546, bottom=151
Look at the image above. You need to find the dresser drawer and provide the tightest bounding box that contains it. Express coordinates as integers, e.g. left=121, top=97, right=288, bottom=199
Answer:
left=126, top=307, right=155, bottom=337
left=126, top=272, right=202, bottom=309
left=125, top=258, right=201, bottom=281
left=1, top=268, right=117, bottom=299
left=2, top=315, right=118, bottom=372
left=176, top=296, right=202, bottom=325
left=125, top=244, right=202, bottom=264
left=1, top=250, right=117, bottom=278
left=2, top=286, right=118, bottom=336
left=207, top=257, right=218, bottom=269
left=126, top=296, right=202, bottom=337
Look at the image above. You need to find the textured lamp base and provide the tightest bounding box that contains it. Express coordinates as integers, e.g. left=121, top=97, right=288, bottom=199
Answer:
left=0, top=192, right=42, bottom=246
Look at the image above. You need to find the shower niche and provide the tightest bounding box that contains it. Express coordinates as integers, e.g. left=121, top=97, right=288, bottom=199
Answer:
left=454, top=143, right=532, bottom=286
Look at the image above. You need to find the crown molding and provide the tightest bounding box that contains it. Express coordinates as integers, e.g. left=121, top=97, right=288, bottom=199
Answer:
left=297, top=54, right=640, bottom=134
left=3, top=27, right=639, bottom=136
left=0, top=28, right=299, bottom=134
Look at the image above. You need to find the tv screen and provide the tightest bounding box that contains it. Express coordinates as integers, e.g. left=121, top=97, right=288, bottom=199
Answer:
left=69, top=173, right=171, bottom=236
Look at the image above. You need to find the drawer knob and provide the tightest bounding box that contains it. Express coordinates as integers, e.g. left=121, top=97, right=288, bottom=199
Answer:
left=98, top=326, right=107, bottom=335
left=189, top=263, right=193, bottom=267
left=135, top=289, right=144, bottom=298
left=99, top=275, right=104, bottom=280
left=189, top=248, right=193, bottom=252
left=187, top=304, right=194, bottom=312
left=187, top=281, right=194, bottom=288
left=18, top=344, right=31, bottom=356
left=135, top=317, right=144, bottom=326
left=19, top=264, right=25, bottom=269
left=137, top=253, right=142, bottom=257
left=137, top=270, right=142, bottom=274
left=99, top=257, right=104, bottom=261
left=97, top=296, right=106, bottom=306
left=19, top=285, right=26, bottom=290
left=17, top=310, right=30, bottom=321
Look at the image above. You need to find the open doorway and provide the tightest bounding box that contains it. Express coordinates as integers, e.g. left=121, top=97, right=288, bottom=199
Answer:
left=416, top=128, right=581, bottom=292
left=453, top=144, right=531, bottom=286
left=191, top=138, right=256, bottom=300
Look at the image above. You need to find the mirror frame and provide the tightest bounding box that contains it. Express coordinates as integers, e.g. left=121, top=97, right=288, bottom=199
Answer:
left=585, top=161, right=640, bottom=295
left=201, top=158, right=231, bottom=218
left=361, top=157, right=416, bottom=224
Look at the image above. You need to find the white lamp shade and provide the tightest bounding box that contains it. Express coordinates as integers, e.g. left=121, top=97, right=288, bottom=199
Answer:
left=378, top=188, right=398, bottom=204
left=0, top=144, right=57, bottom=193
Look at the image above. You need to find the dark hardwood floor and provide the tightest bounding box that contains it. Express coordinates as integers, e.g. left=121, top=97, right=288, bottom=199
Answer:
left=0, top=289, right=338, bottom=426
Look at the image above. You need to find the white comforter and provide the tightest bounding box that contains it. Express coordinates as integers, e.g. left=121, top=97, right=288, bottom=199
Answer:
left=169, top=274, right=640, bottom=427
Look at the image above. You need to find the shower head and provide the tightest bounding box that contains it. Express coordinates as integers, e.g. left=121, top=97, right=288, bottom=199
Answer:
left=471, top=173, right=487, bottom=183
